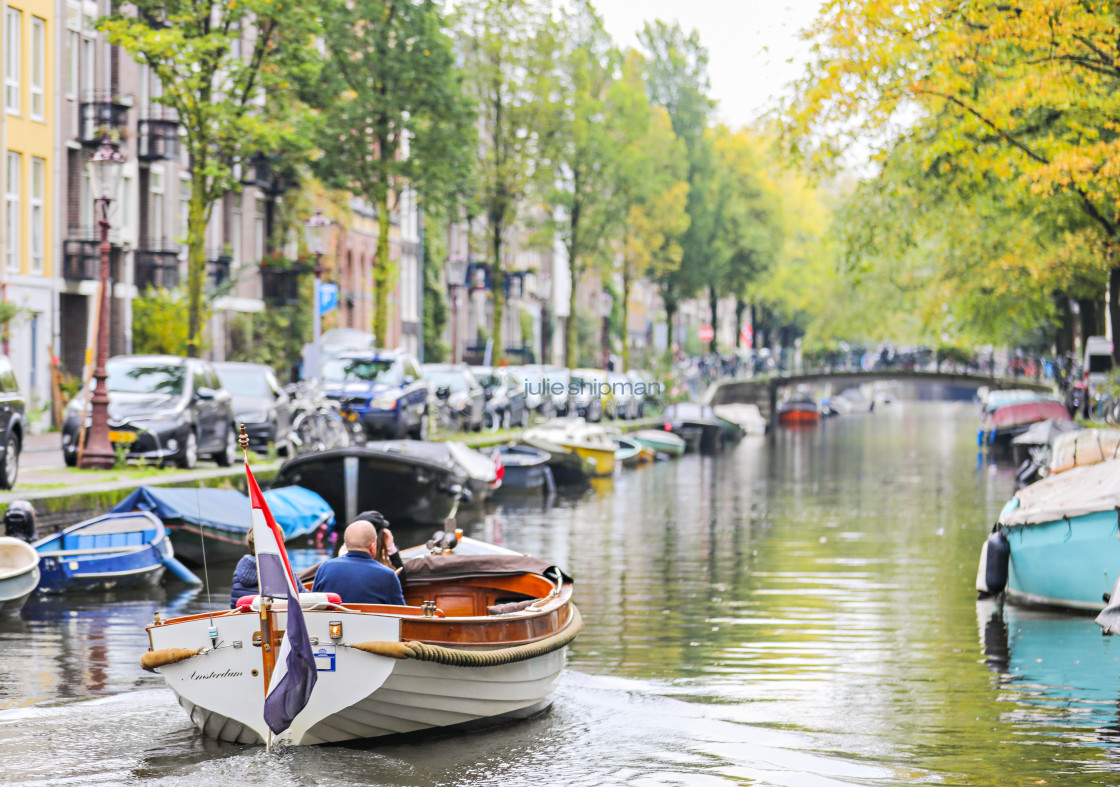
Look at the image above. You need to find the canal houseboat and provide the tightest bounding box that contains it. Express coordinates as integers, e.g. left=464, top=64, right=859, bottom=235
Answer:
left=141, top=450, right=581, bottom=747
left=31, top=511, right=199, bottom=593
left=977, top=458, right=1120, bottom=610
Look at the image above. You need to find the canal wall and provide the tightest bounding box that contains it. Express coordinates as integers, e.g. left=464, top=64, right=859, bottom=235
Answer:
left=0, top=464, right=280, bottom=537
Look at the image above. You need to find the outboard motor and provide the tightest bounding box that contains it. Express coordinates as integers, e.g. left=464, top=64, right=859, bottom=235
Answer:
left=976, top=528, right=1010, bottom=598
left=3, top=500, right=37, bottom=543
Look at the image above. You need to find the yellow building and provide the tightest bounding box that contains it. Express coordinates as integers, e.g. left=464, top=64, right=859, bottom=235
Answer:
left=1, top=0, right=55, bottom=407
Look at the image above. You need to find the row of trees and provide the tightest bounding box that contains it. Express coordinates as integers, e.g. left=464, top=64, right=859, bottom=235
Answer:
left=104, top=0, right=824, bottom=369
left=783, top=0, right=1120, bottom=358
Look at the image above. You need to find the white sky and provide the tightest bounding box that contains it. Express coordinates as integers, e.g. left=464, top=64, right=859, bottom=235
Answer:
left=591, top=0, right=824, bottom=128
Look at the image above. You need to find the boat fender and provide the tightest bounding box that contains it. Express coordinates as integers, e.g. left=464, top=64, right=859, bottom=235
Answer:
left=1095, top=575, right=1120, bottom=634
left=976, top=529, right=1010, bottom=598
left=140, top=647, right=203, bottom=672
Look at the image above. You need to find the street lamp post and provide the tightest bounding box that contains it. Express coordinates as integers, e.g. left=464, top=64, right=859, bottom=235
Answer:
left=445, top=258, right=467, bottom=363
left=303, top=211, right=331, bottom=380
left=78, top=141, right=126, bottom=469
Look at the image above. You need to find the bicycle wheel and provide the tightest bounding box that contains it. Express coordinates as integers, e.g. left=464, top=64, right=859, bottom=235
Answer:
left=293, top=412, right=320, bottom=454
left=323, top=411, right=351, bottom=449
left=1092, top=395, right=1112, bottom=425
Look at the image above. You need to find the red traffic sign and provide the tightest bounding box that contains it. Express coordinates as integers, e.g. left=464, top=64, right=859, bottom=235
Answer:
left=698, top=325, right=715, bottom=343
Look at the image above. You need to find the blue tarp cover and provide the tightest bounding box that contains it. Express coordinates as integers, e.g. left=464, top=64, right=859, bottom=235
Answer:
left=110, top=485, right=334, bottom=540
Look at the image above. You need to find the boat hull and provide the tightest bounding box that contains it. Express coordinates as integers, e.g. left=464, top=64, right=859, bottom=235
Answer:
left=1002, top=509, right=1120, bottom=610
left=0, top=565, right=39, bottom=615
left=778, top=408, right=820, bottom=426
left=631, top=430, right=686, bottom=457
left=37, top=546, right=167, bottom=593
left=568, top=444, right=615, bottom=476
left=151, top=606, right=571, bottom=746
left=497, top=463, right=553, bottom=492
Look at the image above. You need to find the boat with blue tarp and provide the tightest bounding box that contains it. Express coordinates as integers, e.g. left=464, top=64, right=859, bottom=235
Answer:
left=111, top=485, right=334, bottom=564
left=32, top=511, right=199, bottom=593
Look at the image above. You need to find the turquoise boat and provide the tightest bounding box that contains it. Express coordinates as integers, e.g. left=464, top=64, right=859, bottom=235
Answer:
left=977, top=459, right=1120, bottom=610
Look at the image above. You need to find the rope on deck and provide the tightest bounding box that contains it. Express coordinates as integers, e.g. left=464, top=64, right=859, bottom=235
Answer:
left=348, top=604, right=582, bottom=667
left=141, top=647, right=204, bottom=672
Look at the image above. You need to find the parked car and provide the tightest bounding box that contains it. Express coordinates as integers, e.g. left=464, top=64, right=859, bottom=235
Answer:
left=511, top=365, right=553, bottom=417
left=0, top=355, right=25, bottom=489
left=570, top=368, right=610, bottom=422
left=214, top=362, right=293, bottom=454
left=473, top=366, right=530, bottom=430
left=61, top=355, right=237, bottom=469
left=542, top=366, right=572, bottom=416
left=627, top=368, right=659, bottom=414
left=321, top=350, right=428, bottom=439
left=422, top=363, right=485, bottom=432
left=608, top=372, right=641, bottom=420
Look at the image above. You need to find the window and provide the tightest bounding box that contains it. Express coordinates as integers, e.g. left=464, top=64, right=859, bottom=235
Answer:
left=5, top=151, right=20, bottom=273
left=66, top=30, right=78, bottom=99
left=5, top=8, right=21, bottom=114
left=230, top=200, right=242, bottom=266
left=30, top=157, right=43, bottom=273
left=80, top=35, right=94, bottom=98
left=30, top=17, right=44, bottom=120
left=150, top=166, right=164, bottom=245
left=253, top=195, right=265, bottom=261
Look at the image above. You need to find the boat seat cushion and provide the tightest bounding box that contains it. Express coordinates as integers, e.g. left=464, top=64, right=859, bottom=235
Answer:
left=236, top=593, right=342, bottom=610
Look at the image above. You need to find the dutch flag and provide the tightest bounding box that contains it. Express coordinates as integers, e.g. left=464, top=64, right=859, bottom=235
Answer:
left=247, top=460, right=318, bottom=735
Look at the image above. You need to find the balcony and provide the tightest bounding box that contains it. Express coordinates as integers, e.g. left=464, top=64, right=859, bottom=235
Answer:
left=62, top=230, right=123, bottom=281
left=240, top=152, right=294, bottom=195
left=79, top=96, right=130, bottom=147
left=207, top=250, right=233, bottom=291
left=135, top=249, right=180, bottom=290
left=260, top=263, right=308, bottom=305
left=138, top=108, right=179, bottom=161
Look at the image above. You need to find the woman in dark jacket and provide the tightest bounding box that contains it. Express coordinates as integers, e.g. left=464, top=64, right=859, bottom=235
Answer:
left=229, top=528, right=257, bottom=607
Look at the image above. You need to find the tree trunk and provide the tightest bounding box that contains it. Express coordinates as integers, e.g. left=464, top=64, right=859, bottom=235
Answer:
left=491, top=221, right=504, bottom=365
left=665, top=298, right=677, bottom=356
left=734, top=297, right=746, bottom=350
left=1110, top=260, right=1120, bottom=365
left=708, top=286, right=718, bottom=355
left=185, top=173, right=209, bottom=358
left=374, top=193, right=391, bottom=345
left=566, top=257, right=579, bottom=369
left=621, top=264, right=631, bottom=372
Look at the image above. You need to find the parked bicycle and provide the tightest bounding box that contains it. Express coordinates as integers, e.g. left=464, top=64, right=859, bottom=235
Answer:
left=286, top=380, right=352, bottom=455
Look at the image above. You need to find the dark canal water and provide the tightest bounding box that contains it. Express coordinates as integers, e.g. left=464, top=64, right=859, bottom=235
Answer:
left=3, top=400, right=1120, bottom=785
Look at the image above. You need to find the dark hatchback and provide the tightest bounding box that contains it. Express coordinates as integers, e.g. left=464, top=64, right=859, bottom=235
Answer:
left=214, top=362, right=293, bottom=454
left=0, top=355, right=25, bottom=489
left=321, top=350, right=429, bottom=439
left=61, top=355, right=237, bottom=469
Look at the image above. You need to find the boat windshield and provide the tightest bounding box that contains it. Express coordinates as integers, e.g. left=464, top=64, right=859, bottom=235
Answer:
left=323, top=358, right=401, bottom=385
left=106, top=360, right=185, bottom=395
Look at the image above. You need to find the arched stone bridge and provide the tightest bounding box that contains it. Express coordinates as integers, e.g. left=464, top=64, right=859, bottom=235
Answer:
left=703, top=370, right=1056, bottom=422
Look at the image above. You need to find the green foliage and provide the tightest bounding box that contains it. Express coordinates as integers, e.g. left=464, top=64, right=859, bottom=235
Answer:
left=133, top=288, right=194, bottom=356
left=574, top=310, right=601, bottom=368
left=101, top=0, right=322, bottom=356
left=314, top=0, right=473, bottom=344
left=456, top=0, right=556, bottom=363
left=423, top=212, right=450, bottom=363
left=227, top=261, right=312, bottom=379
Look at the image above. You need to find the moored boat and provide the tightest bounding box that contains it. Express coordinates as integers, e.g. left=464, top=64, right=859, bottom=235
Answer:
left=615, top=436, right=647, bottom=468
left=271, top=444, right=464, bottom=529
left=0, top=536, right=39, bottom=615
left=631, top=428, right=686, bottom=458
left=484, top=444, right=554, bottom=493
left=373, top=440, right=501, bottom=504
left=516, top=435, right=593, bottom=485
left=111, top=485, right=334, bottom=564
left=140, top=457, right=582, bottom=747
left=777, top=397, right=821, bottom=426
left=661, top=403, right=724, bottom=452
left=712, top=403, right=767, bottom=435
left=525, top=420, right=618, bottom=477
left=976, top=459, right=1120, bottom=610
left=32, top=511, right=199, bottom=593
left=979, top=398, right=1071, bottom=451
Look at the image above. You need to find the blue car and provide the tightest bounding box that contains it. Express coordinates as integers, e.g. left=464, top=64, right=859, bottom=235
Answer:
left=321, top=350, right=429, bottom=439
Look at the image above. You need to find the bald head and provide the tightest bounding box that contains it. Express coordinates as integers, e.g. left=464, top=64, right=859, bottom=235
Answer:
left=343, top=520, right=379, bottom=552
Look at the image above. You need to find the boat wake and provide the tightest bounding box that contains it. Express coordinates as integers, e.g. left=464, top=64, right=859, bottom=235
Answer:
left=0, top=673, right=903, bottom=786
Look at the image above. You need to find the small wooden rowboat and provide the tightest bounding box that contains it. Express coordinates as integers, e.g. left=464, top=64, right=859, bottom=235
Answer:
left=142, top=535, right=581, bottom=746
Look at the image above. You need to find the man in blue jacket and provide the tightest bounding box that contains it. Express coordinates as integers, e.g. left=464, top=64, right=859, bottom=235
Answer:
left=311, top=515, right=406, bottom=605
